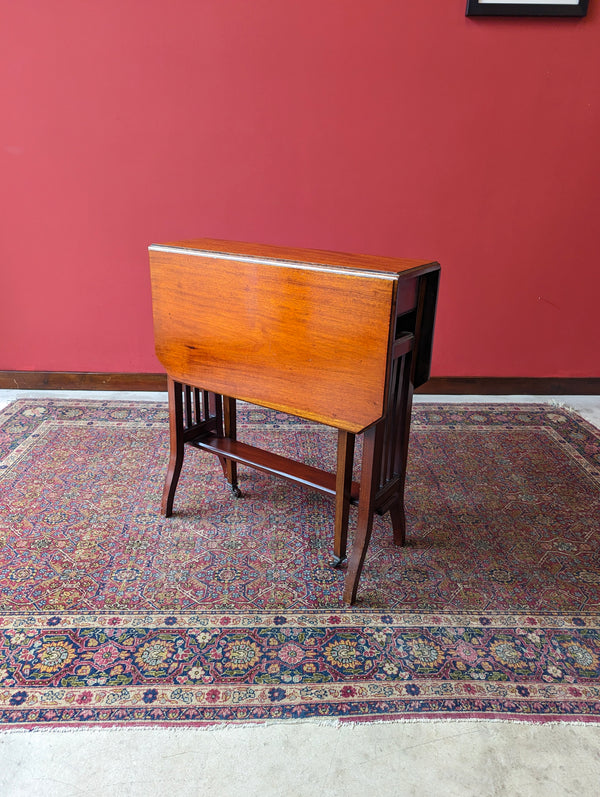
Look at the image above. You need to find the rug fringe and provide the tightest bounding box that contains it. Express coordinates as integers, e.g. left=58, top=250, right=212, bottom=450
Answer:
left=3, top=715, right=600, bottom=735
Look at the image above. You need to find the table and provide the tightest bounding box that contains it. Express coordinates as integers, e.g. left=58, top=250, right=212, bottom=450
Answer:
left=149, top=239, right=440, bottom=604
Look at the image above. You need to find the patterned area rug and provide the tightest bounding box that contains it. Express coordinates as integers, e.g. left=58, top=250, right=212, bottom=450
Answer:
left=0, top=399, right=599, bottom=727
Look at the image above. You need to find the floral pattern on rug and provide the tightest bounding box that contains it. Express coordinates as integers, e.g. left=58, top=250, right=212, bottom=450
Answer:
left=1, top=612, right=599, bottom=725
left=0, top=400, right=599, bottom=726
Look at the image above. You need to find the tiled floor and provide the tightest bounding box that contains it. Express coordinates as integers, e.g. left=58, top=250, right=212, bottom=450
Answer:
left=1, top=391, right=599, bottom=796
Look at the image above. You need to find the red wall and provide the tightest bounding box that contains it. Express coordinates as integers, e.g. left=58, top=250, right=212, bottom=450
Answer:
left=2, top=1, right=599, bottom=377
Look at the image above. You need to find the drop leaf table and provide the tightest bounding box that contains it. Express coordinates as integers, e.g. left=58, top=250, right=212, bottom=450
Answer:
left=149, top=239, right=440, bottom=604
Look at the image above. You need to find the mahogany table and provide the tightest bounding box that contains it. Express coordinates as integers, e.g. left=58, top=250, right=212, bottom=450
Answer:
left=149, top=239, right=440, bottom=604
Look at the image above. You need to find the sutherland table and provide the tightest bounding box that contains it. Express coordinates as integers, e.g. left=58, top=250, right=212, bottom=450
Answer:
left=149, top=239, right=440, bottom=604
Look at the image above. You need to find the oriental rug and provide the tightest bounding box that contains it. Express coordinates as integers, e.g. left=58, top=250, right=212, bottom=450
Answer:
left=0, top=399, right=599, bottom=728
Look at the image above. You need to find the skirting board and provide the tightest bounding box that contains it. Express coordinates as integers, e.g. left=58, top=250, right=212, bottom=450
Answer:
left=0, top=372, right=599, bottom=395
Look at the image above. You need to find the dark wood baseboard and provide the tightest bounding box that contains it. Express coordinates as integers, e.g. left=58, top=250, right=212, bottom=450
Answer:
left=0, top=371, right=598, bottom=395
left=416, top=377, right=600, bottom=395
left=0, top=371, right=168, bottom=391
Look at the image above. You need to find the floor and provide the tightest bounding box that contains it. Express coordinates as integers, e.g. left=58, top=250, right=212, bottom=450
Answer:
left=1, top=390, right=599, bottom=797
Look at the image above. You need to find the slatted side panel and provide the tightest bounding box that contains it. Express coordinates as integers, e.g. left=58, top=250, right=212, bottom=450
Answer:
left=180, top=386, right=223, bottom=442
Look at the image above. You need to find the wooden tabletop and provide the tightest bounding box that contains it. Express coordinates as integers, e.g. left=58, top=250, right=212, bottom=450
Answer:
left=149, top=239, right=439, bottom=432
left=150, top=238, right=438, bottom=278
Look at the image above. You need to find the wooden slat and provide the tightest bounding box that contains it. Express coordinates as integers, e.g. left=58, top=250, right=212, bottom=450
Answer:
left=392, top=333, right=414, bottom=360
left=182, top=417, right=219, bottom=442
left=189, top=434, right=360, bottom=501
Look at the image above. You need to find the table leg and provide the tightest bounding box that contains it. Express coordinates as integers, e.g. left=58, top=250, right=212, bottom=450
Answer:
left=390, top=350, right=414, bottom=547
left=388, top=500, right=406, bottom=547
left=333, top=429, right=355, bottom=566
left=222, top=395, right=241, bottom=497
left=343, top=421, right=384, bottom=605
left=213, top=392, right=229, bottom=481
left=161, top=377, right=184, bottom=517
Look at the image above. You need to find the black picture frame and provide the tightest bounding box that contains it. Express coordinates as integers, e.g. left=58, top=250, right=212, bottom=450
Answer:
left=466, top=0, right=589, bottom=16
